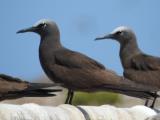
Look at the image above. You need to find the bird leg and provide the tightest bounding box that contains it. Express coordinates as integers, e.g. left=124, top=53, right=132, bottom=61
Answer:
left=144, top=99, right=149, bottom=106
left=150, top=97, right=156, bottom=108
left=65, top=89, right=72, bottom=104
left=150, top=92, right=157, bottom=108
left=68, top=90, right=74, bottom=104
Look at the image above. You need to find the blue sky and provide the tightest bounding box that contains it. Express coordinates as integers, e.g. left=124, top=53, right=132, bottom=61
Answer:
left=0, top=0, right=160, bottom=81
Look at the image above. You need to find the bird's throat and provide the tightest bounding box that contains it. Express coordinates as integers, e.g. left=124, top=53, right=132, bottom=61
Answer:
left=40, top=35, right=62, bottom=50
left=120, top=39, right=141, bottom=68
left=39, top=35, right=62, bottom=67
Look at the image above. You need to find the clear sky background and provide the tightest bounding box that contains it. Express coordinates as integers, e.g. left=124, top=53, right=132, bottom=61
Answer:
left=0, top=0, right=160, bottom=81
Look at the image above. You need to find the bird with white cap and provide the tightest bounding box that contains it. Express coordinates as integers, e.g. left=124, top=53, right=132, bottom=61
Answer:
left=95, top=26, right=160, bottom=108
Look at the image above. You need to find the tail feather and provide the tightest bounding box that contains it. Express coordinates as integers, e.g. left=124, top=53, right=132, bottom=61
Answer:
left=0, top=88, right=62, bottom=101
left=100, top=84, right=159, bottom=99
left=0, top=74, right=63, bottom=101
left=33, top=88, right=62, bottom=93
left=123, top=77, right=159, bottom=92
left=100, top=76, right=160, bottom=99
left=27, top=83, right=62, bottom=91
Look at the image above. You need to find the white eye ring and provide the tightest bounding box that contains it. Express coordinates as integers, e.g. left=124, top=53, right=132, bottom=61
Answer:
left=115, top=31, right=122, bottom=35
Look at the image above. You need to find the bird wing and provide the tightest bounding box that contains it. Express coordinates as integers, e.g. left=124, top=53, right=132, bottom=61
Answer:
left=0, top=74, right=29, bottom=94
left=52, top=49, right=159, bottom=99
left=54, top=49, right=105, bottom=70
left=53, top=50, right=157, bottom=90
left=0, top=74, right=61, bottom=100
left=124, top=53, right=160, bottom=88
left=131, top=53, right=160, bottom=70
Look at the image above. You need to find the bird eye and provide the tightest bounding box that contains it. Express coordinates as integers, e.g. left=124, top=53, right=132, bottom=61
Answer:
left=115, top=31, right=122, bottom=35
left=38, top=23, right=47, bottom=28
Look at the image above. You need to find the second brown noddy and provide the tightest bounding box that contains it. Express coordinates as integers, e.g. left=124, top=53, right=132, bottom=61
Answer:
left=17, top=19, right=159, bottom=104
left=0, top=74, right=61, bottom=101
left=95, top=26, right=160, bottom=108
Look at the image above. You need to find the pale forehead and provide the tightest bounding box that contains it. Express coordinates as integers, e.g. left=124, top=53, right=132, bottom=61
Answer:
left=34, top=19, right=53, bottom=26
left=112, top=26, right=131, bottom=33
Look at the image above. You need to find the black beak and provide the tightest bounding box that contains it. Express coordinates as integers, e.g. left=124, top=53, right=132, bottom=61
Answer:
left=17, top=26, right=37, bottom=34
left=95, top=33, right=114, bottom=40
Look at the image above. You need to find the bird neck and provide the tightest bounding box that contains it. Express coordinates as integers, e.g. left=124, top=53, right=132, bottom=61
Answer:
left=39, top=34, right=62, bottom=76
left=39, top=34, right=62, bottom=64
left=40, top=34, right=62, bottom=51
left=120, top=39, right=141, bottom=68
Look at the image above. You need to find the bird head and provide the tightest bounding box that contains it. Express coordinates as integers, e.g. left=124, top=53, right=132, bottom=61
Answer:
left=17, top=19, right=59, bottom=37
left=95, top=26, right=136, bottom=44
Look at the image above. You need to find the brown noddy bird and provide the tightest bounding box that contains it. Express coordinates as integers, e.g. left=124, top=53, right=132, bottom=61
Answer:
left=95, top=26, right=160, bottom=108
left=0, top=74, right=61, bottom=101
left=17, top=20, right=159, bottom=104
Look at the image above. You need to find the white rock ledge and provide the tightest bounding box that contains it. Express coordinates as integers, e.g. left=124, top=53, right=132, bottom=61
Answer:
left=0, top=103, right=158, bottom=120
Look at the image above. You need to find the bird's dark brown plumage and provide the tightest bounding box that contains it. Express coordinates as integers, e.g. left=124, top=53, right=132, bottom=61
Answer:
left=17, top=20, right=159, bottom=104
left=123, top=54, right=160, bottom=87
left=95, top=26, right=160, bottom=107
left=0, top=74, right=61, bottom=101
